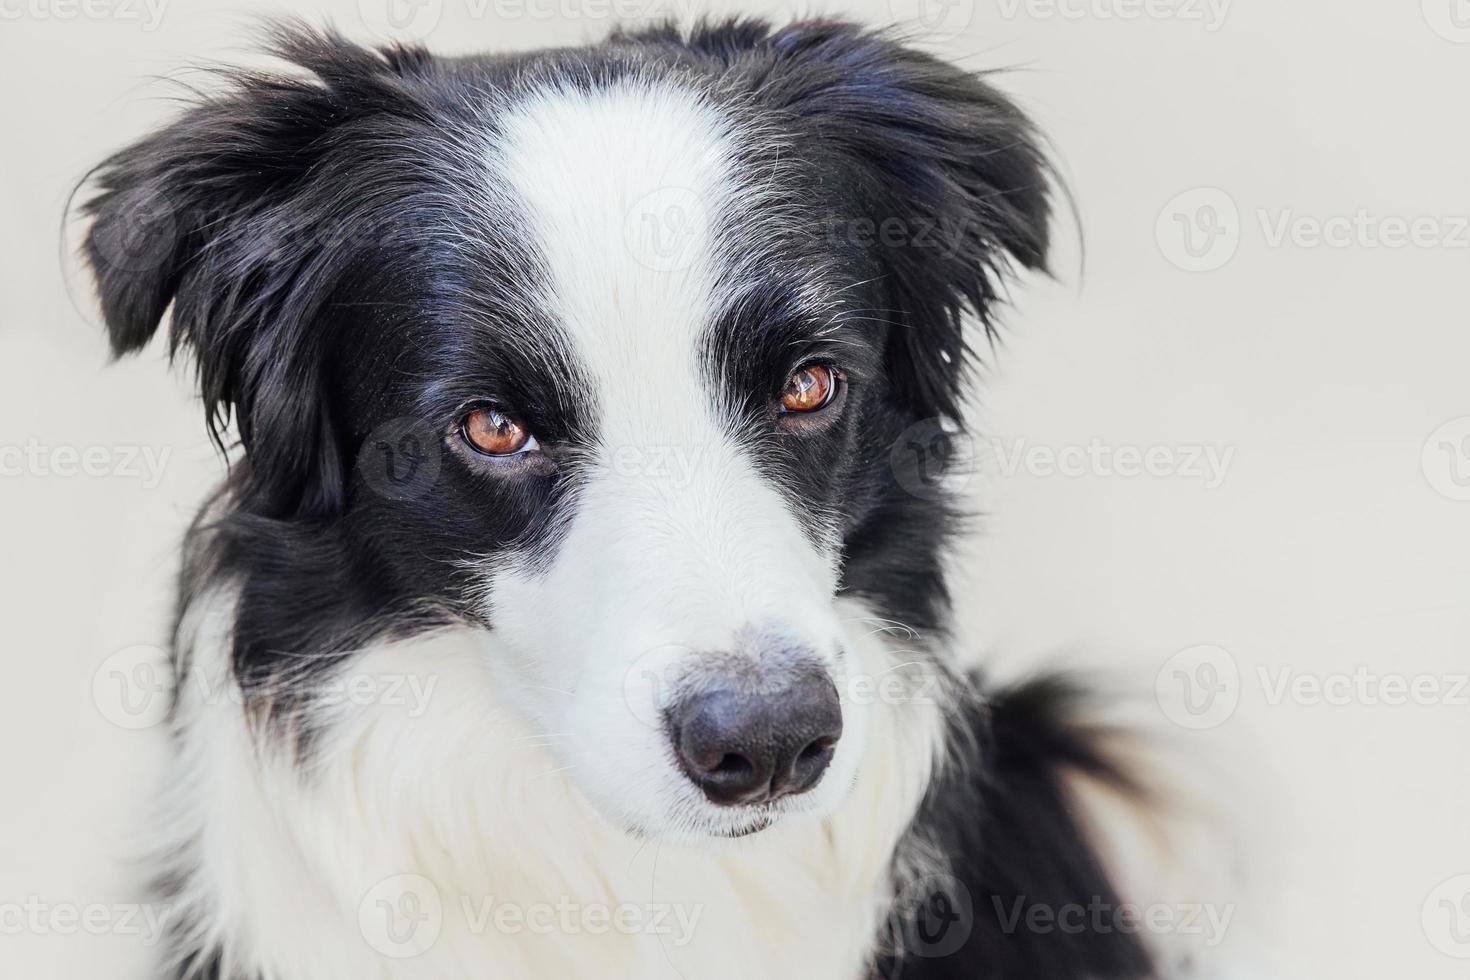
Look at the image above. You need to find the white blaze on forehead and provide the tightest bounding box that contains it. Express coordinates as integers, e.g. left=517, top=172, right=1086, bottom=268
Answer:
left=492, top=81, right=837, bottom=642
left=496, top=80, right=736, bottom=447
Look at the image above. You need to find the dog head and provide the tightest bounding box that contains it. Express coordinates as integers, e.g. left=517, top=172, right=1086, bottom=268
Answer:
left=80, top=20, right=1050, bottom=840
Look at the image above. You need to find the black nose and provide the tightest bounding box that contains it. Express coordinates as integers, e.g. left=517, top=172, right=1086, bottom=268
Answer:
left=668, top=664, right=843, bottom=806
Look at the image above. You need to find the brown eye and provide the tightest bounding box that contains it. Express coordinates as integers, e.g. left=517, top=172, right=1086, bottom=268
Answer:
left=460, top=406, right=536, bottom=457
left=780, top=363, right=839, bottom=414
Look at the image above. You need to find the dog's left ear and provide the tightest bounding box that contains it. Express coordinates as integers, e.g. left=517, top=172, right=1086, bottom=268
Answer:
left=729, top=20, right=1054, bottom=422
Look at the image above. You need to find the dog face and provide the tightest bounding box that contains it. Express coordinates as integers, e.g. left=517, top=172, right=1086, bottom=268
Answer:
left=81, top=22, right=1049, bottom=840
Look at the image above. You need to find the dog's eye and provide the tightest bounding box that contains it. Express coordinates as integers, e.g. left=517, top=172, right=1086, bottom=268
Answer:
left=460, top=406, right=536, bottom=456
left=779, top=363, right=839, bottom=414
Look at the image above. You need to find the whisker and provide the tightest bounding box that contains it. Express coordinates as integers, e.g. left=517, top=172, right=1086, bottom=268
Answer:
left=842, top=616, right=921, bottom=640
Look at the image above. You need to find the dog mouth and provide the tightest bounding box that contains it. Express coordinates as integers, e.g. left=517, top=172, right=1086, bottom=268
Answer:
left=690, top=793, right=822, bottom=841
left=717, top=814, right=775, bottom=838
left=622, top=811, right=777, bottom=843
left=622, top=797, right=791, bottom=843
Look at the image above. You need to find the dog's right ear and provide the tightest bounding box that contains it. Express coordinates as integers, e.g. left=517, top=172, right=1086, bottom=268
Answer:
left=77, top=25, right=433, bottom=518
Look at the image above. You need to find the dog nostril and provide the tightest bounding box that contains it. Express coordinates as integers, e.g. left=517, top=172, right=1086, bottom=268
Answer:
left=710, top=753, right=753, bottom=776
left=786, top=735, right=838, bottom=795
left=680, top=732, right=775, bottom=806
left=798, top=737, right=835, bottom=763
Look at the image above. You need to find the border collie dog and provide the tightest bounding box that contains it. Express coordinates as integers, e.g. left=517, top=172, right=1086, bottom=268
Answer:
left=81, top=18, right=1158, bottom=980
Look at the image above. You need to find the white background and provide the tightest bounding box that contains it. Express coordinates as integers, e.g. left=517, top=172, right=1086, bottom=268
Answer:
left=2, top=0, right=1468, bottom=976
